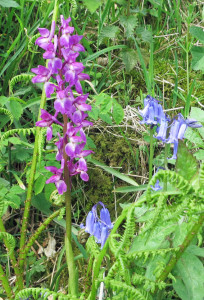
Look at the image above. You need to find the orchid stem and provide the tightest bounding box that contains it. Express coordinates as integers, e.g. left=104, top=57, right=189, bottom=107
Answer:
left=63, top=115, right=78, bottom=297
left=149, top=128, right=154, bottom=181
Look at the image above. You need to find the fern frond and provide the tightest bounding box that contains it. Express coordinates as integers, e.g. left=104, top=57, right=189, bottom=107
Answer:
left=141, top=194, right=167, bottom=235
left=0, top=107, right=13, bottom=125
left=104, top=279, right=152, bottom=300
left=70, top=0, right=77, bottom=17
left=1, top=127, right=36, bottom=141
left=127, top=247, right=179, bottom=261
left=0, top=198, right=4, bottom=218
left=109, top=233, right=120, bottom=253
left=9, top=74, right=34, bottom=94
left=132, top=273, right=166, bottom=293
left=28, top=33, right=41, bottom=53
left=0, top=232, right=16, bottom=256
left=116, top=205, right=135, bottom=254
left=86, top=236, right=100, bottom=258
left=38, top=128, right=46, bottom=162
left=106, top=261, right=119, bottom=281
left=147, top=170, right=194, bottom=200
left=15, top=288, right=84, bottom=300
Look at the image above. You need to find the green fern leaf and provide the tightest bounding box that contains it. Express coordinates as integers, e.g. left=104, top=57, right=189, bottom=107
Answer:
left=0, top=232, right=16, bottom=256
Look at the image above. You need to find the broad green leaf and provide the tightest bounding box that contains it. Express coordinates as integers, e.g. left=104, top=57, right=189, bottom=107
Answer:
left=189, top=107, right=204, bottom=123
left=193, top=150, right=204, bottom=160
left=9, top=185, right=24, bottom=194
left=95, top=93, right=111, bottom=105
left=9, top=101, right=23, bottom=120
left=0, top=96, right=8, bottom=106
left=88, top=107, right=99, bottom=120
left=89, top=158, right=138, bottom=186
left=185, top=127, right=204, bottom=148
left=186, top=245, right=204, bottom=257
left=86, top=136, right=96, bottom=149
left=99, top=113, right=113, bottom=124
left=121, top=49, right=138, bottom=72
left=191, top=46, right=204, bottom=71
left=176, top=142, right=198, bottom=182
left=100, top=25, right=119, bottom=39
left=173, top=252, right=204, bottom=300
left=100, top=98, right=113, bottom=114
left=0, top=0, right=20, bottom=8
left=190, top=26, right=204, bottom=44
left=6, top=194, right=21, bottom=209
left=82, top=0, right=102, bottom=13
left=119, top=15, right=138, bottom=38
left=130, top=223, right=177, bottom=252
left=113, top=101, right=124, bottom=124
left=113, top=185, right=147, bottom=193
left=136, top=27, right=153, bottom=43
left=7, top=137, right=22, bottom=145
left=173, top=222, right=189, bottom=247
left=34, top=175, right=47, bottom=195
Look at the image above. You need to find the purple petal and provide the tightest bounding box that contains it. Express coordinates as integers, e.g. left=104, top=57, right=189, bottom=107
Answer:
left=80, top=171, right=89, bottom=181
left=38, top=28, right=49, bottom=37
left=55, top=180, right=67, bottom=195
left=46, top=126, right=52, bottom=141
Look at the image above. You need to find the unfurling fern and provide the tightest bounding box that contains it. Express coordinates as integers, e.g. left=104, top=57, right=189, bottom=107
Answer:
left=1, top=127, right=36, bottom=141
left=147, top=170, right=194, bottom=199
left=15, top=288, right=85, bottom=300
left=127, top=247, right=180, bottom=262
left=28, top=33, right=41, bottom=53
left=0, top=107, right=14, bottom=125
left=70, top=0, right=77, bottom=17
left=0, top=232, right=16, bottom=256
left=132, top=273, right=166, bottom=293
left=9, top=74, right=34, bottom=94
left=141, top=194, right=167, bottom=236
left=104, top=279, right=152, bottom=300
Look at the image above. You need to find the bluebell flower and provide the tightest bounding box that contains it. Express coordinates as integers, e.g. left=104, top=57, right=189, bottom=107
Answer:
left=139, top=95, right=165, bottom=126
left=167, top=113, right=202, bottom=160
left=155, top=118, right=168, bottom=142
left=151, top=179, right=162, bottom=191
left=82, top=202, right=113, bottom=248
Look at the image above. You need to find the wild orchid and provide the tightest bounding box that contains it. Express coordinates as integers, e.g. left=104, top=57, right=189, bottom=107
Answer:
left=32, top=17, right=93, bottom=193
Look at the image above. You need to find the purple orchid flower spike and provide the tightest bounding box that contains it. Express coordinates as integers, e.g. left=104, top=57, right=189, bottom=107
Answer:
left=32, top=16, right=93, bottom=195
left=45, top=160, right=67, bottom=194
left=36, top=21, right=56, bottom=50
left=36, top=109, right=63, bottom=141
left=31, top=65, right=52, bottom=83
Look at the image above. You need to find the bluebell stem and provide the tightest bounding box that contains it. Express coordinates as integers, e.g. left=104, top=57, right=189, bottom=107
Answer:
left=81, top=202, right=113, bottom=248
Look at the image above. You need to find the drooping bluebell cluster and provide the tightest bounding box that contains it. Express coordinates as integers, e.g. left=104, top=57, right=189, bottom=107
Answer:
left=81, top=202, right=113, bottom=248
left=139, top=95, right=202, bottom=160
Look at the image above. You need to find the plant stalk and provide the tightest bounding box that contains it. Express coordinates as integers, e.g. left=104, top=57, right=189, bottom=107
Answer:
left=149, top=128, right=154, bottom=181
left=63, top=114, right=78, bottom=296
left=0, top=264, right=13, bottom=299
left=0, top=218, right=23, bottom=290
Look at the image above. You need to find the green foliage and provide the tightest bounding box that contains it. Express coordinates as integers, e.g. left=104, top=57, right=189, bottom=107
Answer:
left=0, top=107, right=14, bottom=125
left=15, top=287, right=84, bottom=299
left=0, top=0, right=20, bottom=8
left=82, top=0, right=102, bottom=14
left=9, top=74, right=34, bottom=94
left=0, top=232, right=16, bottom=256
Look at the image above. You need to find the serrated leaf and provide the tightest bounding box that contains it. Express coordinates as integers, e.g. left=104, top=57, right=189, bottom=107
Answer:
left=176, top=142, right=198, bottom=182
left=7, top=137, right=22, bottom=145
left=119, top=15, right=137, bottom=38
left=191, top=46, right=204, bottom=71
left=0, top=0, right=20, bottom=8
left=9, top=185, right=24, bottom=194
left=83, top=0, right=102, bottom=13
left=6, top=194, right=21, bottom=209
left=136, top=27, right=153, bottom=43
left=190, top=26, right=204, bottom=44
left=34, top=175, right=47, bottom=195
left=9, top=101, right=23, bottom=120
left=121, top=49, right=138, bottom=72
left=113, top=100, right=124, bottom=124
left=88, top=107, right=99, bottom=120
left=186, top=245, right=204, bottom=257
left=86, top=136, right=96, bottom=149
left=95, top=93, right=111, bottom=105
left=100, top=25, right=119, bottom=39
left=99, top=113, right=113, bottom=124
